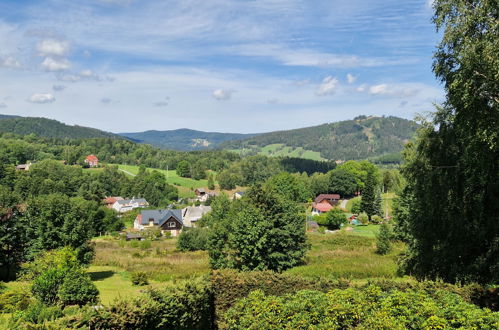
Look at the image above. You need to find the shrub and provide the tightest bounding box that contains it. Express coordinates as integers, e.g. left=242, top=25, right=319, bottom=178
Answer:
left=142, top=227, right=162, bottom=240
left=177, top=227, right=210, bottom=251
left=139, top=240, right=152, bottom=250
left=350, top=197, right=362, bottom=214
left=357, top=212, right=369, bottom=225
left=223, top=286, right=499, bottom=329
left=0, top=287, right=33, bottom=312
left=130, top=271, right=149, bottom=286
left=32, top=268, right=66, bottom=305
left=57, top=271, right=99, bottom=306
left=376, top=222, right=392, bottom=255
left=371, top=214, right=383, bottom=224
left=325, top=208, right=347, bottom=230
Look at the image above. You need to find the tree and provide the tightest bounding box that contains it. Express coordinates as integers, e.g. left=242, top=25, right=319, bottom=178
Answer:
left=376, top=222, right=392, bottom=255
left=207, top=173, right=215, bottom=190
left=316, top=208, right=346, bottom=230
left=176, top=160, right=191, bottom=178
left=328, top=168, right=357, bottom=197
left=264, top=172, right=311, bottom=203
left=399, top=0, right=499, bottom=283
left=207, top=186, right=308, bottom=272
left=360, top=170, right=377, bottom=220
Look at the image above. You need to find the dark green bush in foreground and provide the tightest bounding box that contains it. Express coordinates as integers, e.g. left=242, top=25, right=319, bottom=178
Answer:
left=224, top=286, right=499, bottom=329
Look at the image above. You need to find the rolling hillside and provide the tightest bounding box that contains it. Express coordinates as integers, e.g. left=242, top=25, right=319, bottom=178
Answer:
left=222, top=116, right=418, bottom=161
left=0, top=116, right=120, bottom=139
left=119, top=128, right=258, bottom=151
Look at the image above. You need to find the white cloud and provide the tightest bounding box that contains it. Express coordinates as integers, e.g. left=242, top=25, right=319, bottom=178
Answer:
left=347, top=73, right=357, bottom=84
left=212, top=89, right=233, bottom=100
left=356, top=84, right=367, bottom=92
left=316, top=76, right=339, bottom=96
left=27, top=93, right=55, bottom=104
left=52, top=85, right=66, bottom=91
left=0, top=102, right=7, bottom=108
left=1, top=56, right=22, bottom=69
left=41, top=57, right=70, bottom=71
left=37, top=39, right=70, bottom=56
left=369, top=84, right=389, bottom=95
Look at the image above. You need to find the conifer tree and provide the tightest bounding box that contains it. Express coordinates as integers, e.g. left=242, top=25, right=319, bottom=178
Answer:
left=360, top=170, right=377, bottom=220
left=207, top=173, right=215, bottom=190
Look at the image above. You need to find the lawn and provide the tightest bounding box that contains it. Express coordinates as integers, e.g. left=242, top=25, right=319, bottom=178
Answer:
left=109, top=164, right=216, bottom=198
left=285, top=230, right=404, bottom=281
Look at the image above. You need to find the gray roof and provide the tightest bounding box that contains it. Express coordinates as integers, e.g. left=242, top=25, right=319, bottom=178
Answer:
left=139, top=209, right=183, bottom=226
left=196, top=188, right=206, bottom=193
left=182, top=205, right=211, bottom=227
left=117, top=198, right=148, bottom=205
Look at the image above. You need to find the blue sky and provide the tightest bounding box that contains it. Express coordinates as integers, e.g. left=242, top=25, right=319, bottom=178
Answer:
left=0, top=0, right=442, bottom=133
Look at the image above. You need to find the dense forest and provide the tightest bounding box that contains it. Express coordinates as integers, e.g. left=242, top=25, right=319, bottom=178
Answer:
left=119, top=128, right=258, bottom=151
left=222, top=116, right=418, bottom=161
left=0, top=116, right=119, bottom=139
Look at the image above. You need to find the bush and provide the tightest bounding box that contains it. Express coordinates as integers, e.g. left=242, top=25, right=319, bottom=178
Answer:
left=142, top=227, right=162, bottom=240
left=130, top=271, right=149, bottom=286
left=376, top=222, right=392, bottom=255
left=0, top=287, right=33, bottom=312
left=371, top=214, right=383, bottom=224
left=177, top=227, right=210, bottom=251
left=57, top=271, right=99, bottom=306
left=325, top=208, right=347, bottom=230
left=223, top=286, right=499, bottom=329
left=350, top=197, right=362, bottom=214
left=357, top=212, right=369, bottom=225
left=210, top=269, right=345, bottom=318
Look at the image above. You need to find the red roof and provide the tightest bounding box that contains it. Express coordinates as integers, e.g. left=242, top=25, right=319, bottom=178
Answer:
left=102, top=196, right=123, bottom=205
left=314, top=194, right=340, bottom=203
left=313, top=202, right=333, bottom=212
left=86, top=154, right=98, bottom=162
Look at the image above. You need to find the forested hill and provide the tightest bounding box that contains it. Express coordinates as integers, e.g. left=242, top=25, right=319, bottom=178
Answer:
left=221, top=116, right=418, bottom=161
left=0, top=116, right=119, bottom=139
left=119, top=128, right=258, bottom=151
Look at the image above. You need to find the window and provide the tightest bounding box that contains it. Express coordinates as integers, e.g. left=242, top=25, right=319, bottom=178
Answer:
left=168, top=222, right=176, bottom=228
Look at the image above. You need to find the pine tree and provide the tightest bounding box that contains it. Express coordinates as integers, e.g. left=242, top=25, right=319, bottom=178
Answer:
left=376, top=222, right=392, bottom=255
left=360, top=170, right=376, bottom=220
left=207, top=173, right=215, bottom=190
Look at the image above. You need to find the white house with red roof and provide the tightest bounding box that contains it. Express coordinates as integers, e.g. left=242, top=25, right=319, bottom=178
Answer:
left=84, top=154, right=99, bottom=167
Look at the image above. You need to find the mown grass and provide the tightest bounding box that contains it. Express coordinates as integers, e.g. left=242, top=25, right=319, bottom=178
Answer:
left=285, top=231, right=404, bottom=281
left=230, top=143, right=325, bottom=161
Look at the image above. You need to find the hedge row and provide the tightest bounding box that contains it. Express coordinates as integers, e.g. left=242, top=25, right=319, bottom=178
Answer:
left=224, top=286, right=499, bottom=329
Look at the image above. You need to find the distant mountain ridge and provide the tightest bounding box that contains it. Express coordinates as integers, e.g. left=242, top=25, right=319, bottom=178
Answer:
left=221, top=116, right=418, bottom=161
left=0, top=115, right=119, bottom=139
left=118, top=129, right=258, bottom=151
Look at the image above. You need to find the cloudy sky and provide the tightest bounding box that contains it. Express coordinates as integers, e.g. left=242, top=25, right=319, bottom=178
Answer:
left=0, top=0, right=442, bottom=133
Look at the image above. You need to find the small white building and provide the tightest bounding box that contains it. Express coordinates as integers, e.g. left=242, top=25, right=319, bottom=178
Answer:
left=112, top=197, right=149, bottom=213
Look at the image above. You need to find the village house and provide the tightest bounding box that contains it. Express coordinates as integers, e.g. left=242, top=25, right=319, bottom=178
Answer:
left=194, top=188, right=206, bottom=197
left=182, top=205, right=212, bottom=227
left=112, top=197, right=149, bottom=213
left=84, top=154, right=99, bottom=167
left=194, top=188, right=219, bottom=202
left=311, top=193, right=341, bottom=215
left=15, top=162, right=32, bottom=171
left=102, top=196, right=124, bottom=208
left=134, top=209, right=183, bottom=236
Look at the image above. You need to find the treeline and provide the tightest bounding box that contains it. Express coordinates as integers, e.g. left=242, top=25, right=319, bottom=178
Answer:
left=0, top=160, right=178, bottom=280
left=0, top=117, right=118, bottom=139
left=222, top=116, right=418, bottom=160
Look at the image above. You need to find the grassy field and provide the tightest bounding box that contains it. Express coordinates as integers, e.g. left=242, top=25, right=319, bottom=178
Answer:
left=285, top=228, right=404, bottom=281
left=231, top=143, right=325, bottom=161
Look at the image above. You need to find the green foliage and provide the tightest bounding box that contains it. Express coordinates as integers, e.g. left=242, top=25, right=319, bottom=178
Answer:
left=376, top=223, right=393, bottom=255
left=29, top=248, right=98, bottom=307
left=360, top=169, right=379, bottom=219
left=207, top=173, right=215, bottom=190
left=130, top=271, right=149, bottom=286
left=176, top=160, right=191, bottom=178
left=357, top=212, right=369, bottom=225
left=217, top=155, right=283, bottom=189
left=350, top=197, right=361, bottom=214
left=264, top=172, right=312, bottom=202
left=398, top=0, right=499, bottom=284
left=223, top=116, right=419, bottom=161
left=224, top=286, right=499, bottom=329
left=316, top=208, right=347, bottom=230
left=210, top=269, right=344, bottom=317
left=0, top=286, right=33, bottom=312
left=207, top=186, right=308, bottom=272
left=177, top=227, right=210, bottom=251
left=328, top=168, right=357, bottom=196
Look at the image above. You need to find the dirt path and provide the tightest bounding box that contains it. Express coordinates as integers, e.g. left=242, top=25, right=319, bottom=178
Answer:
left=118, top=168, right=136, bottom=177
left=340, top=199, right=348, bottom=209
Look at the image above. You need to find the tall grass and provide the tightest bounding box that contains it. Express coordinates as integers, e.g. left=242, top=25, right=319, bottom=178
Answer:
left=92, top=238, right=210, bottom=282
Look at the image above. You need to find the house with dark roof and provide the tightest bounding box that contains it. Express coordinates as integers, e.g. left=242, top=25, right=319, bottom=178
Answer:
left=112, top=197, right=149, bottom=213
left=134, top=209, right=184, bottom=236
left=312, top=193, right=341, bottom=215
